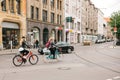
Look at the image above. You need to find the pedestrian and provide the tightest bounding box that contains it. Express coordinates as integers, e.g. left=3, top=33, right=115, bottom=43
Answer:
left=35, top=40, right=39, bottom=48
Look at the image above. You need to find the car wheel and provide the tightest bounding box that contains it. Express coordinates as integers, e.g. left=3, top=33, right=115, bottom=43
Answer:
left=67, top=48, right=72, bottom=53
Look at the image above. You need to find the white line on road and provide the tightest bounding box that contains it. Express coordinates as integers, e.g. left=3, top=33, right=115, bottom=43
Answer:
left=113, top=76, right=120, bottom=79
left=106, top=79, right=112, bottom=80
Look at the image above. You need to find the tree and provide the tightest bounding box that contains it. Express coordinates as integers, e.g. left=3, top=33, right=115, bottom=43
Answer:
left=109, top=10, right=120, bottom=40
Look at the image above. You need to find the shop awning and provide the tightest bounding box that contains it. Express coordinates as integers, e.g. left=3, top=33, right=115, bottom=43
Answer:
left=2, top=22, right=19, bottom=29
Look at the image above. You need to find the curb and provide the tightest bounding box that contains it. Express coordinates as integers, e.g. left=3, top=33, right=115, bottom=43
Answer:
left=0, top=52, right=16, bottom=56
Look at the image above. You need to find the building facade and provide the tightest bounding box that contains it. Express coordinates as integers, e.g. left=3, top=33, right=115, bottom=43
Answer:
left=64, top=0, right=82, bottom=44
left=81, top=0, right=98, bottom=43
left=0, top=0, right=26, bottom=49
left=97, top=9, right=105, bottom=39
left=26, top=0, right=64, bottom=46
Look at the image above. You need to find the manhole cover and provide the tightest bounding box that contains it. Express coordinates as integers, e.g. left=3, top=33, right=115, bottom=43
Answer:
left=57, top=67, right=71, bottom=70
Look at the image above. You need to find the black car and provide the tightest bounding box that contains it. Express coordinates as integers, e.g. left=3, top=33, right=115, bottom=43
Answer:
left=55, top=42, right=74, bottom=53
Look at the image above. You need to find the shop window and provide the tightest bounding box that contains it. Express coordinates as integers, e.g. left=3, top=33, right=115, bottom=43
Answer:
left=2, top=28, right=20, bottom=49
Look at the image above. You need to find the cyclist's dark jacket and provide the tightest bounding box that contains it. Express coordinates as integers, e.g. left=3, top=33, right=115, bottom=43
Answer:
left=21, top=40, right=28, bottom=48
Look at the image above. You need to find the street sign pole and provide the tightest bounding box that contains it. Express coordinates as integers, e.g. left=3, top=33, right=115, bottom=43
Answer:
left=113, top=26, right=117, bottom=47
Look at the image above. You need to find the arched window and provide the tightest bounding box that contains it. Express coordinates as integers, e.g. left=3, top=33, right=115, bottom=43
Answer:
left=16, top=0, right=20, bottom=14
left=1, top=0, right=6, bottom=11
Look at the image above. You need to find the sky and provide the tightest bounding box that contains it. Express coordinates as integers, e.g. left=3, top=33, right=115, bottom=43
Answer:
left=91, top=0, right=120, bottom=17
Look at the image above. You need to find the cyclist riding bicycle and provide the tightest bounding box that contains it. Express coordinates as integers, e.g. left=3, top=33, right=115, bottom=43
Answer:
left=18, top=36, right=30, bottom=63
left=45, top=38, right=57, bottom=59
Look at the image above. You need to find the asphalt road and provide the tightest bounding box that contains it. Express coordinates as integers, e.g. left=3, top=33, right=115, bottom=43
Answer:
left=0, top=42, right=120, bottom=80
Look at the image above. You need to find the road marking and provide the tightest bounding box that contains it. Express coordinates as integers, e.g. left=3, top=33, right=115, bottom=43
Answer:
left=106, top=79, right=112, bottom=80
left=113, top=76, right=120, bottom=79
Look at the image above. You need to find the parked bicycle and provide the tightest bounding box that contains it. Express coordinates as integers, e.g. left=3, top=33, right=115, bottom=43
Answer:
left=13, top=48, right=39, bottom=67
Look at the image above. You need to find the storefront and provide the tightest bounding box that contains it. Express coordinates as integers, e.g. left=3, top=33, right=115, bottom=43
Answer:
left=2, top=22, right=20, bottom=49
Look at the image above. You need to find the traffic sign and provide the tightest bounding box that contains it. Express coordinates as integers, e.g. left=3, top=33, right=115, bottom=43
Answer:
left=114, top=27, right=117, bottom=32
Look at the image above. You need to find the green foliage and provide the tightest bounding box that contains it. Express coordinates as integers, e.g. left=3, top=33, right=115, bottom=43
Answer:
left=109, top=10, right=120, bottom=39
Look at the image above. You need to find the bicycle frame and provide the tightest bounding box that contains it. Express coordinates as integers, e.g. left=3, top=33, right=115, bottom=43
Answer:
left=26, top=51, right=33, bottom=59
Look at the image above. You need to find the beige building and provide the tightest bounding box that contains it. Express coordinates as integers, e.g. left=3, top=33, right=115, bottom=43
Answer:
left=81, top=0, right=98, bottom=42
left=26, top=0, right=64, bottom=45
left=0, top=0, right=26, bottom=49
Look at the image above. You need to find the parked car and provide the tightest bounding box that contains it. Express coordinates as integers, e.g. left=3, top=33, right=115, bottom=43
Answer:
left=95, top=39, right=106, bottom=43
left=55, top=42, right=74, bottom=53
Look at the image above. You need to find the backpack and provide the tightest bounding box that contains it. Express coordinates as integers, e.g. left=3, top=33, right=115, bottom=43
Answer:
left=45, top=41, right=50, bottom=48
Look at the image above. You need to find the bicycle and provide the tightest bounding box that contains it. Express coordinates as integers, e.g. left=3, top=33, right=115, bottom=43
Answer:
left=13, top=49, right=39, bottom=67
left=46, top=47, right=61, bottom=59
left=38, top=46, right=62, bottom=62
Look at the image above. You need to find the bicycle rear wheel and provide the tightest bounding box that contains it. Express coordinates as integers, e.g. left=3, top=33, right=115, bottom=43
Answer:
left=29, top=54, right=39, bottom=65
left=13, top=55, right=23, bottom=67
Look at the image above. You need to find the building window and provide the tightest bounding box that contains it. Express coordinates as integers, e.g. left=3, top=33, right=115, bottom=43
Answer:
left=57, top=14, right=59, bottom=24
left=1, top=0, right=6, bottom=11
left=65, top=3, right=69, bottom=13
left=43, top=0, right=47, bottom=4
left=51, top=13, right=54, bottom=23
left=51, top=0, right=54, bottom=8
left=60, top=15, right=62, bottom=24
left=31, top=6, right=34, bottom=19
left=36, top=7, right=39, bottom=20
left=77, top=22, right=80, bottom=30
left=60, top=1, right=62, bottom=10
left=16, top=0, right=21, bottom=14
left=42, top=10, right=47, bottom=22
left=9, top=0, right=14, bottom=13
left=57, top=0, right=59, bottom=9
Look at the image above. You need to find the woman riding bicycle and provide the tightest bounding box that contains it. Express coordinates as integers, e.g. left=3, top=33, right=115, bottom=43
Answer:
left=18, top=36, right=30, bottom=63
left=45, top=37, right=56, bottom=59
left=19, top=36, right=30, bottom=55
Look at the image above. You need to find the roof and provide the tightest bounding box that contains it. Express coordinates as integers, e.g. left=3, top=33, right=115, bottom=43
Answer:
left=104, top=17, right=111, bottom=22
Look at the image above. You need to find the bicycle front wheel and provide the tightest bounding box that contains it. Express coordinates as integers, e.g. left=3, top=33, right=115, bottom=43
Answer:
left=13, top=55, right=23, bottom=67
left=29, top=54, right=39, bottom=65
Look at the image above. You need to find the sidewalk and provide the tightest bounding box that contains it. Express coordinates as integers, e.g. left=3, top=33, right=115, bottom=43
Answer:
left=0, top=49, right=18, bottom=55
left=0, top=48, right=39, bottom=56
